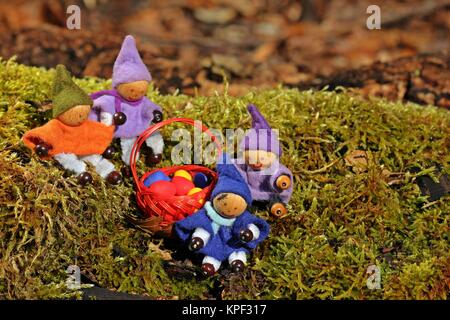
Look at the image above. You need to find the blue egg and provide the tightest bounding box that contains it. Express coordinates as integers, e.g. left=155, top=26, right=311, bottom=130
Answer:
left=193, top=172, right=210, bottom=188
left=143, top=170, right=170, bottom=187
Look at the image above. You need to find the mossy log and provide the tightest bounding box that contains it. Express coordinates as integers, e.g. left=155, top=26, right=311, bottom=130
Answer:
left=0, top=59, right=449, bottom=299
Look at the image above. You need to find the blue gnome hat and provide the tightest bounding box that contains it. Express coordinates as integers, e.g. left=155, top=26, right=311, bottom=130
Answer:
left=212, top=153, right=252, bottom=204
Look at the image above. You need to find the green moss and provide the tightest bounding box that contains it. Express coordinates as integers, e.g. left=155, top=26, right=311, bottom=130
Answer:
left=0, top=58, right=449, bottom=299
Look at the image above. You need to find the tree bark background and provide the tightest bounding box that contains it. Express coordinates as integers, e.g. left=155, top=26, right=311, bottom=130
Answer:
left=0, top=0, right=448, bottom=107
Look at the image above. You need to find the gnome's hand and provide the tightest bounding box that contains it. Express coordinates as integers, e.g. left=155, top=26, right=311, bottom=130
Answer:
left=189, top=237, right=204, bottom=251
left=152, top=110, right=163, bottom=123
left=35, top=142, right=51, bottom=157
left=239, top=229, right=254, bottom=242
left=276, top=175, right=291, bottom=190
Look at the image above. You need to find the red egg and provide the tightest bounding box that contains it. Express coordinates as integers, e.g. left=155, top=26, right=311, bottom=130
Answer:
left=172, top=176, right=195, bottom=196
left=148, top=180, right=176, bottom=198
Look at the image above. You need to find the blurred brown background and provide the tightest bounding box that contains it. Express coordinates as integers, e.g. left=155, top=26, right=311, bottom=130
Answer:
left=0, top=0, right=449, bottom=107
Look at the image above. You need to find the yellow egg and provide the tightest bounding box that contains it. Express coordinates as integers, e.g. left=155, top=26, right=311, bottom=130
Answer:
left=188, top=187, right=205, bottom=205
left=174, top=169, right=192, bottom=181
left=187, top=187, right=202, bottom=195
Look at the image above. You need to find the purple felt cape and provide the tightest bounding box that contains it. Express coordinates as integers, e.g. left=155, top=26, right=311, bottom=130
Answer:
left=88, top=90, right=162, bottom=138
left=232, top=159, right=293, bottom=204
left=174, top=208, right=270, bottom=262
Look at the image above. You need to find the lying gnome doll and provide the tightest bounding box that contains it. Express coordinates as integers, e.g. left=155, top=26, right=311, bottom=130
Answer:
left=232, top=104, right=293, bottom=218
left=22, top=65, right=122, bottom=185
left=174, top=154, right=270, bottom=276
left=89, top=35, right=164, bottom=174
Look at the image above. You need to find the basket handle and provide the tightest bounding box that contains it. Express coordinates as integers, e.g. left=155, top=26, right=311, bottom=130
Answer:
left=130, top=118, right=223, bottom=192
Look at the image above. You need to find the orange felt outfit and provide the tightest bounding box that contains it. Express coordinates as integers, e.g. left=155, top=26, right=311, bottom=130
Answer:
left=22, top=119, right=114, bottom=159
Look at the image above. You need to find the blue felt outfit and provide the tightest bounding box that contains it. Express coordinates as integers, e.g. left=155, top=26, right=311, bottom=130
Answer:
left=174, top=153, right=270, bottom=263
left=175, top=202, right=270, bottom=261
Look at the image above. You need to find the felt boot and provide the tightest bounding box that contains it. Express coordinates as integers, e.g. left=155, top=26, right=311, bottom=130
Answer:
left=54, top=153, right=87, bottom=175
left=228, top=251, right=247, bottom=273
left=120, top=137, right=137, bottom=166
left=201, top=256, right=221, bottom=276
left=146, top=132, right=164, bottom=165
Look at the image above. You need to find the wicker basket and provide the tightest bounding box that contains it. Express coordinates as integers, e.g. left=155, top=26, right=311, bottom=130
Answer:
left=127, top=118, right=222, bottom=237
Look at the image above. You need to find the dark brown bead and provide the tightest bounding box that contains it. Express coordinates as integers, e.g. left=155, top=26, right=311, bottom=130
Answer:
left=240, top=229, right=253, bottom=242
left=189, top=237, right=204, bottom=251
left=230, top=259, right=245, bottom=273
left=102, top=146, right=116, bottom=159
left=78, top=172, right=93, bottom=186
left=113, top=112, right=127, bottom=125
left=106, top=171, right=122, bottom=185
left=121, top=166, right=132, bottom=178
left=35, top=143, right=49, bottom=157
left=147, top=151, right=162, bottom=165
left=152, top=110, right=163, bottom=123
left=201, top=263, right=216, bottom=277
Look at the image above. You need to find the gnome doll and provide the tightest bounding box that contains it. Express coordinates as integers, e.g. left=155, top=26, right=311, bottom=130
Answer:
left=175, top=153, right=270, bottom=276
left=22, top=65, right=122, bottom=185
left=232, top=104, right=293, bottom=217
left=89, top=35, right=164, bottom=172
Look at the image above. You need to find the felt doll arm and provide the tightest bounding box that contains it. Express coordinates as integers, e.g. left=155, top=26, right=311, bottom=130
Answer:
left=239, top=225, right=258, bottom=242
left=22, top=119, right=65, bottom=159
left=189, top=227, right=211, bottom=251
left=247, top=223, right=261, bottom=240
left=233, top=211, right=270, bottom=250
left=99, top=112, right=113, bottom=126
left=143, top=99, right=163, bottom=123
left=269, top=163, right=293, bottom=193
left=88, top=96, right=115, bottom=122
left=145, top=131, right=164, bottom=155
left=174, top=208, right=214, bottom=243
left=192, top=228, right=211, bottom=244
left=142, top=100, right=164, bottom=154
left=239, top=223, right=262, bottom=243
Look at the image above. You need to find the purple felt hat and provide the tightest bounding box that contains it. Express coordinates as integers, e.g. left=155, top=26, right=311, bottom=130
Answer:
left=112, top=35, right=152, bottom=88
left=241, top=104, right=282, bottom=156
